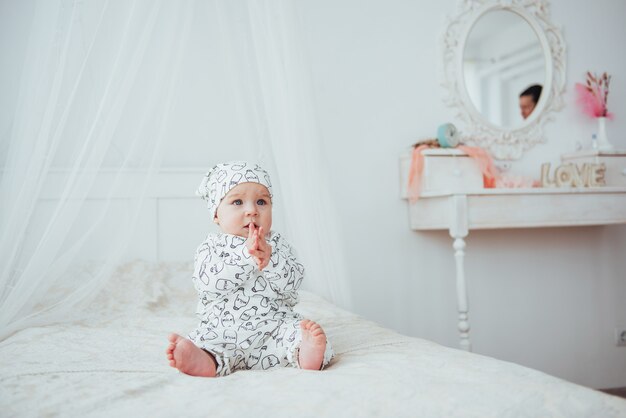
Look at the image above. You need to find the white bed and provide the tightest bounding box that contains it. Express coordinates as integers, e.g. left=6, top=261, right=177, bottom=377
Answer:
left=2, top=261, right=625, bottom=417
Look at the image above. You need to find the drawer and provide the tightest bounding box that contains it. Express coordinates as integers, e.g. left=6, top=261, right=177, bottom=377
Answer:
left=400, top=149, right=483, bottom=198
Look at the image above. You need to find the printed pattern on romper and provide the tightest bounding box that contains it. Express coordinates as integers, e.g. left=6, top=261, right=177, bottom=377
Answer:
left=188, top=231, right=307, bottom=375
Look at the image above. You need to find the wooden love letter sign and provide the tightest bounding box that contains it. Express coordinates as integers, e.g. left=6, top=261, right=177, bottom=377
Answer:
left=541, top=163, right=606, bottom=187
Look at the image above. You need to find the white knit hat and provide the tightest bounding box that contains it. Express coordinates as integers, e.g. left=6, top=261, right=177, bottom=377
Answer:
left=196, top=161, right=273, bottom=219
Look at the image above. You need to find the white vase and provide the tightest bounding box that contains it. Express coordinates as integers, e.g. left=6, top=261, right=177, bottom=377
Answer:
left=596, top=116, right=613, bottom=150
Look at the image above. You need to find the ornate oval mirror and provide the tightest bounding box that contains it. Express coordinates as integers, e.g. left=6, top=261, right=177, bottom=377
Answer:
left=442, top=0, right=566, bottom=160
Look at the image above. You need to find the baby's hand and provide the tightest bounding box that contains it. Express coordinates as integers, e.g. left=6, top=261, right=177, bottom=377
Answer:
left=247, top=223, right=271, bottom=271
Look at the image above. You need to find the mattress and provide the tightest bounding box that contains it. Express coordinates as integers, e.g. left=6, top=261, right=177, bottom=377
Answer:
left=1, top=261, right=625, bottom=417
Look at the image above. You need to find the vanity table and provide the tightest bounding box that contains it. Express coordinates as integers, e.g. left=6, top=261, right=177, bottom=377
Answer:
left=412, top=0, right=626, bottom=351
left=404, top=186, right=626, bottom=351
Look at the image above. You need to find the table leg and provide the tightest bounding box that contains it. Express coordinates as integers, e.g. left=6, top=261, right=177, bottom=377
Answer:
left=453, top=236, right=471, bottom=351
left=450, top=195, right=471, bottom=351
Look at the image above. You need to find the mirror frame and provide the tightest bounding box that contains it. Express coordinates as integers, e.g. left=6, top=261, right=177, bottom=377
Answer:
left=441, top=0, right=566, bottom=160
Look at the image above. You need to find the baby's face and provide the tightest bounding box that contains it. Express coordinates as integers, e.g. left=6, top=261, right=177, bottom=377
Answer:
left=215, top=182, right=272, bottom=238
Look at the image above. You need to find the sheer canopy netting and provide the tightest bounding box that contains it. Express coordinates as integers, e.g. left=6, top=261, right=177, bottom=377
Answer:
left=0, top=0, right=193, bottom=340
left=0, top=0, right=350, bottom=340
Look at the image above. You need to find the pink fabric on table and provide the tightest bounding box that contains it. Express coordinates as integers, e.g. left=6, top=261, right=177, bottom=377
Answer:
left=407, top=144, right=431, bottom=202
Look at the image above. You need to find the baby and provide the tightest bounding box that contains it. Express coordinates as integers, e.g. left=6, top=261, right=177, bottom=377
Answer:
left=166, top=161, right=333, bottom=377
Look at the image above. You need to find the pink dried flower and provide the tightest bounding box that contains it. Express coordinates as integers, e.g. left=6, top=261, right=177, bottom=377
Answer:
left=575, top=71, right=613, bottom=119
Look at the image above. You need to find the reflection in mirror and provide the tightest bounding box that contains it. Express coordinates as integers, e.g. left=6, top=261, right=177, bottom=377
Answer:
left=463, top=10, right=545, bottom=128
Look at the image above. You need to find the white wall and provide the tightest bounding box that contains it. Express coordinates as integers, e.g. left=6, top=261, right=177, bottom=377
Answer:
left=3, top=0, right=625, bottom=389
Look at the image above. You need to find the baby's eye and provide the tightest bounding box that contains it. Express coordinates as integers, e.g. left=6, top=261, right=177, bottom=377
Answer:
left=257, top=199, right=267, bottom=206
left=233, top=199, right=243, bottom=205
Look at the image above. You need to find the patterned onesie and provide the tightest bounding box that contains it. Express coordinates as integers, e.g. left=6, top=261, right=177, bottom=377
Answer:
left=188, top=231, right=334, bottom=376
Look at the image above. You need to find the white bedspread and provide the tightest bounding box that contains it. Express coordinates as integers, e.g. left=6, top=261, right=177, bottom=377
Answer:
left=2, top=261, right=625, bottom=417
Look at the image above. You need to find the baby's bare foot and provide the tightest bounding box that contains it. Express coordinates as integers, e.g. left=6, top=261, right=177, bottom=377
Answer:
left=166, top=333, right=217, bottom=377
left=298, top=320, right=327, bottom=370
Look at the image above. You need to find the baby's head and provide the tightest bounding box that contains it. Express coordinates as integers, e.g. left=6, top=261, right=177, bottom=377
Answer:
left=197, top=162, right=273, bottom=237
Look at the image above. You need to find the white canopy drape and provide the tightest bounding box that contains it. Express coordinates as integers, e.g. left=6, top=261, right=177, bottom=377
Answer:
left=0, top=0, right=350, bottom=341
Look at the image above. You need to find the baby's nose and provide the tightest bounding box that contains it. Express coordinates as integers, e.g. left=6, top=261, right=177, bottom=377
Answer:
left=244, top=204, right=258, bottom=215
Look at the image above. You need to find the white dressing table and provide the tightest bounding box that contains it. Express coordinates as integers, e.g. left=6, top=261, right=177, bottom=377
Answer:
left=406, top=187, right=626, bottom=351
left=430, top=0, right=626, bottom=351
